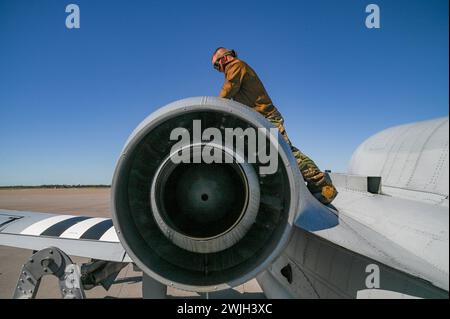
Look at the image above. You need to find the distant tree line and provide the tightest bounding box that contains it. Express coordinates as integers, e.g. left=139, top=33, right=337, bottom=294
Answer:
left=0, top=184, right=111, bottom=189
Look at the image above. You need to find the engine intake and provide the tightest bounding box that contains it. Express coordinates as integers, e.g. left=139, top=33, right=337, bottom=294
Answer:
left=111, top=97, right=301, bottom=292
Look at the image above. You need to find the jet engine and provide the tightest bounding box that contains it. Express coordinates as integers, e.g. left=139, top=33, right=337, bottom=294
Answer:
left=111, top=97, right=301, bottom=292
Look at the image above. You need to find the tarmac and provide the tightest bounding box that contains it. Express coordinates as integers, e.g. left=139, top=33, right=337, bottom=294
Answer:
left=0, top=188, right=264, bottom=299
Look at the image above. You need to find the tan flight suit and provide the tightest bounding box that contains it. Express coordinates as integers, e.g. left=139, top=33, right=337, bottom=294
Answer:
left=219, top=58, right=337, bottom=204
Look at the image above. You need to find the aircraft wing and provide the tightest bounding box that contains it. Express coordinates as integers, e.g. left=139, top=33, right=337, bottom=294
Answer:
left=0, top=209, right=130, bottom=263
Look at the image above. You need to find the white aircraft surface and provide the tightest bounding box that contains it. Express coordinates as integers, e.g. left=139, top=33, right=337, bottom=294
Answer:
left=0, top=97, right=448, bottom=299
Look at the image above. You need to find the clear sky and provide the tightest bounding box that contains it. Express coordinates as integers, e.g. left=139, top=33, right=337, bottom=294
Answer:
left=0, top=0, right=448, bottom=186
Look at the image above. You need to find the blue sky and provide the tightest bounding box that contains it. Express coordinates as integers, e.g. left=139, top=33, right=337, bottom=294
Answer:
left=0, top=0, right=448, bottom=186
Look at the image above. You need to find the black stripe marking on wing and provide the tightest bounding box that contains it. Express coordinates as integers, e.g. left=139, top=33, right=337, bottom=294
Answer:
left=40, top=216, right=91, bottom=237
left=80, top=219, right=113, bottom=240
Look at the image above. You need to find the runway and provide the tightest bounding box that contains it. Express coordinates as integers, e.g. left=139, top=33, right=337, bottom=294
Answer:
left=0, top=188, right=264, bottom=299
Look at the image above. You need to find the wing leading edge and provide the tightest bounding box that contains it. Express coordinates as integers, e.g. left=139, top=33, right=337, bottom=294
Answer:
left=0, top=209, right=129, bottom=263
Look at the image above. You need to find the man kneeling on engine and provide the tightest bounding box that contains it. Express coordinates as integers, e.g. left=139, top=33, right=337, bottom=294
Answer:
left=211, top=47, right=338, bottom=205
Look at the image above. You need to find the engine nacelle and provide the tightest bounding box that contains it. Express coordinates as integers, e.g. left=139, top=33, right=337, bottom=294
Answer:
left=111, top=97, right=301, bottom=292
